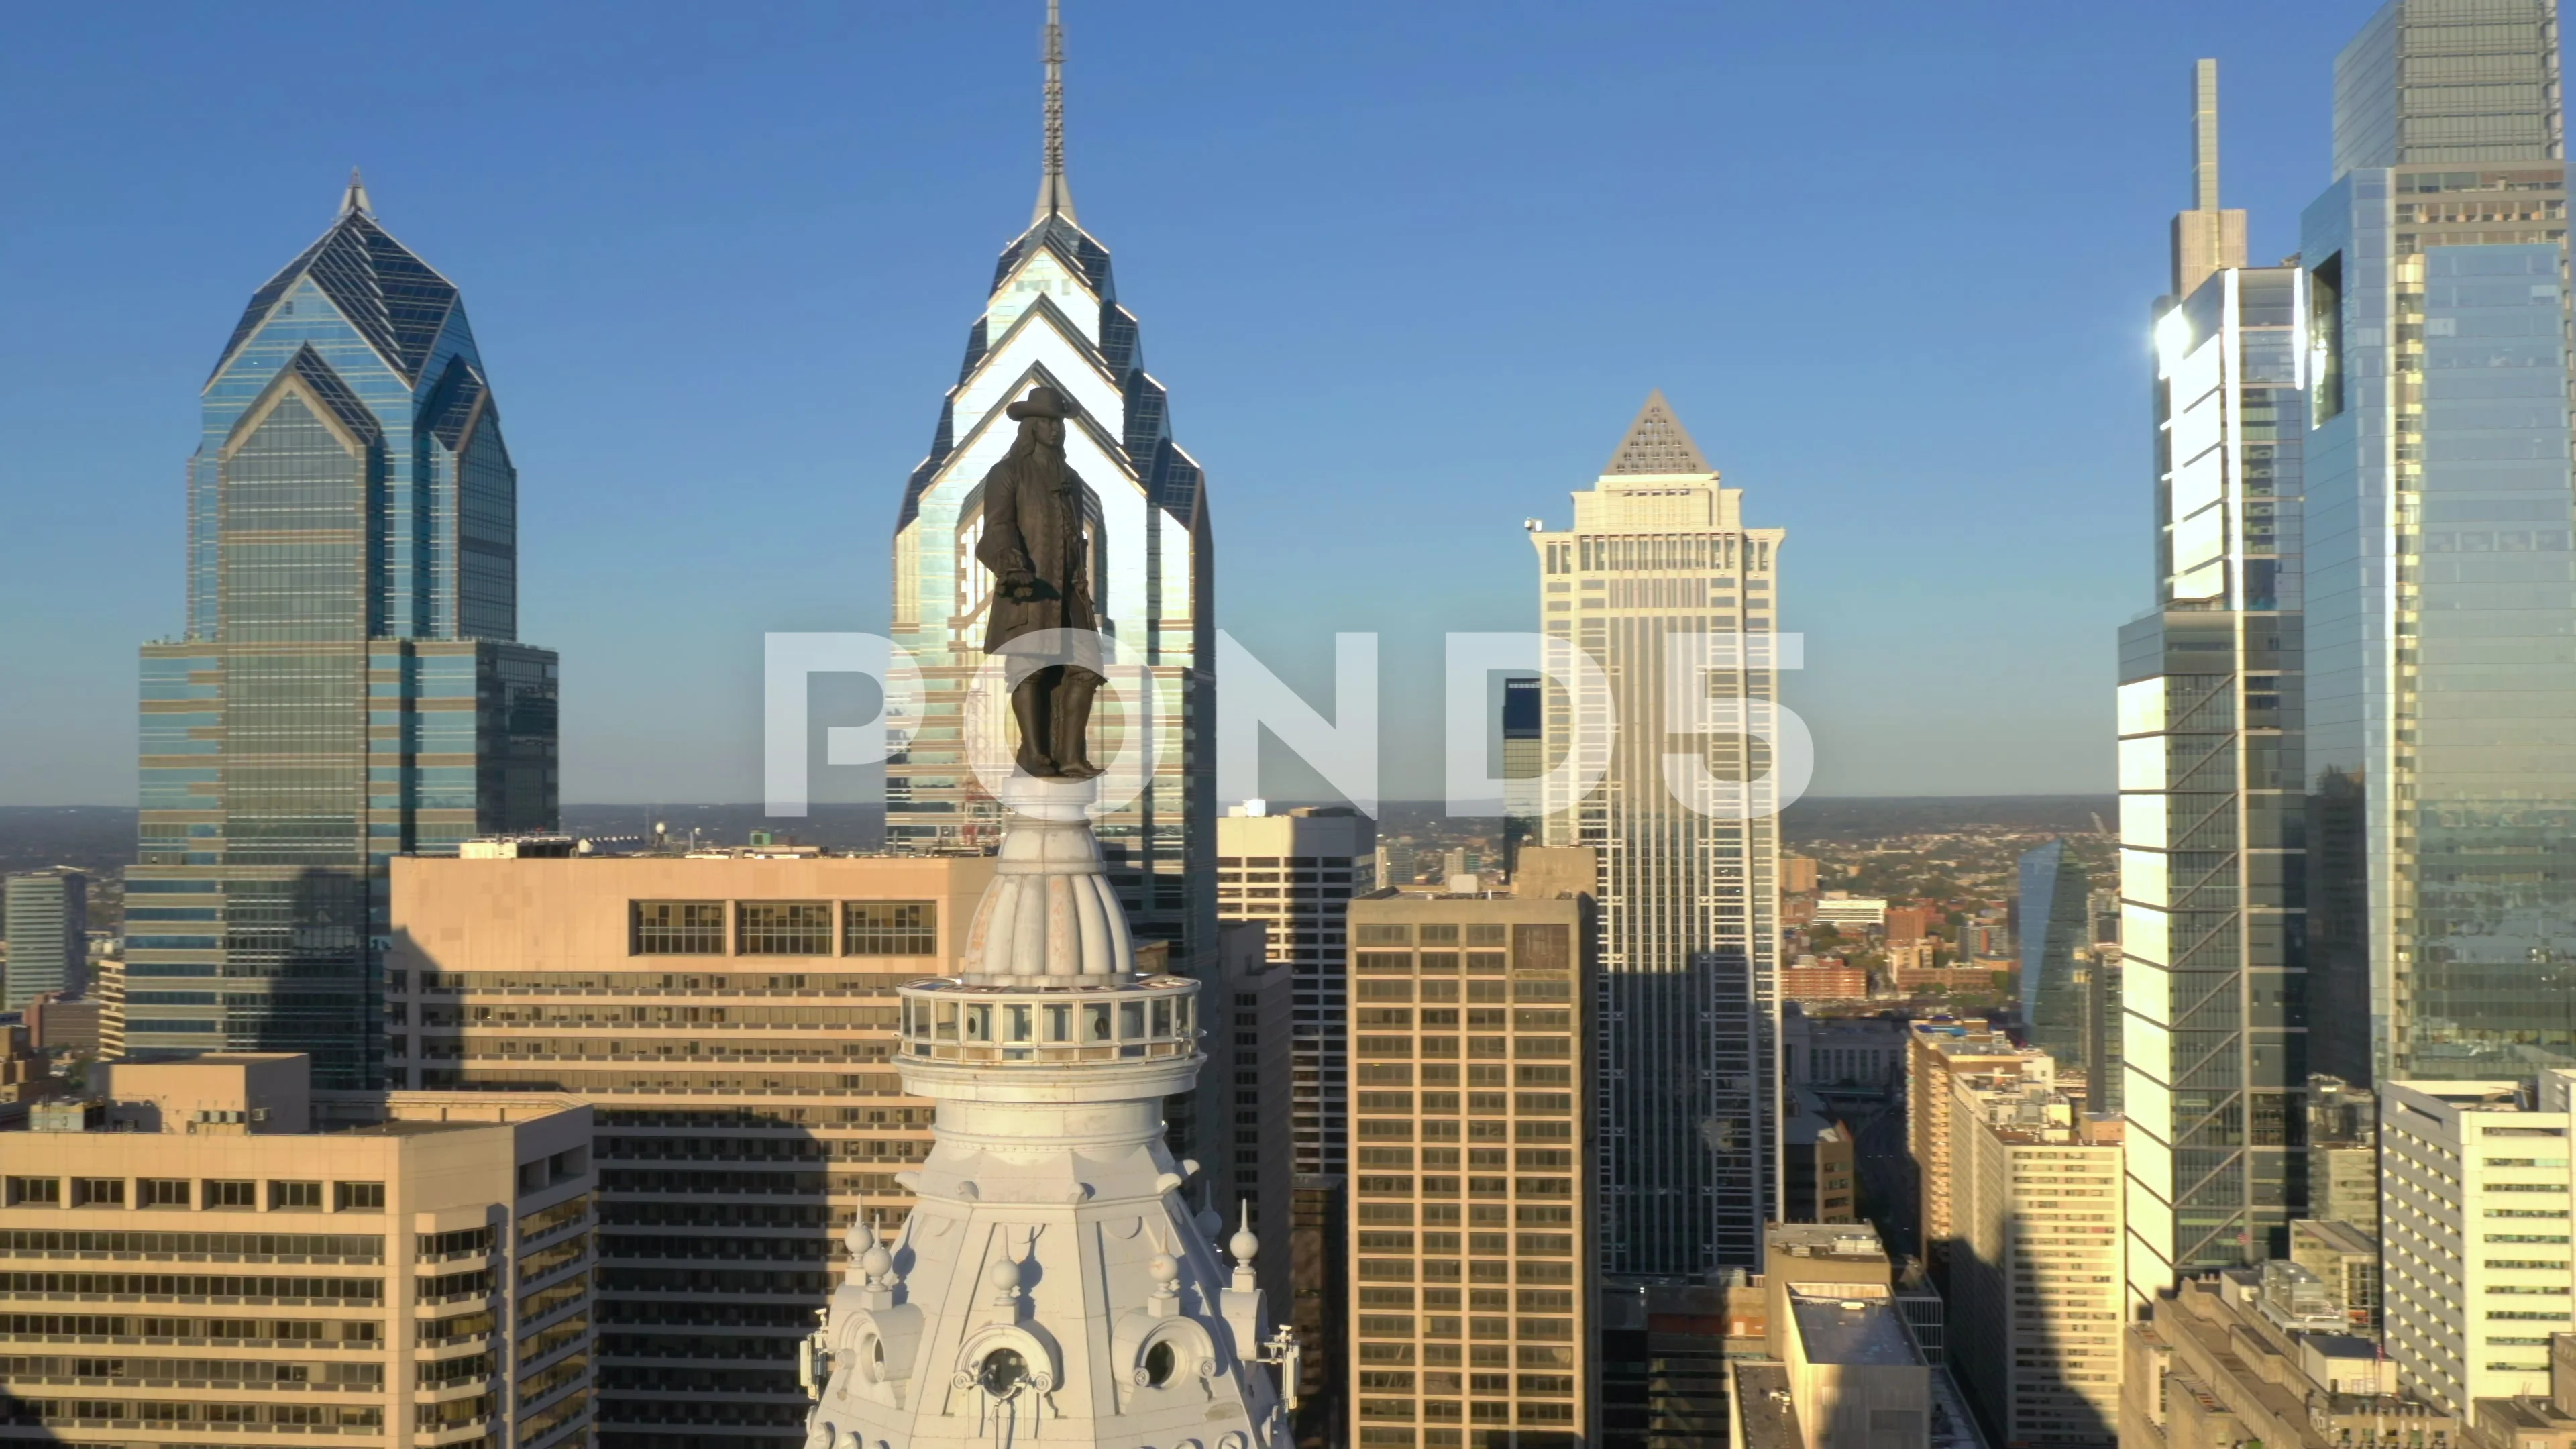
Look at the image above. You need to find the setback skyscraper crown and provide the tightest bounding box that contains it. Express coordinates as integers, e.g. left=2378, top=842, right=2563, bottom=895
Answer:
left=132, top=176, right=559, bottom=1087
left=887, top=2, right=1216, bottom=980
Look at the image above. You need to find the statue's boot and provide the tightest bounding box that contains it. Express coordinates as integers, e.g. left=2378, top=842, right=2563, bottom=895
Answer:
left=1012, top=674, right=1057, bottom=777
left=1053, top=668, right=1105, bottom=780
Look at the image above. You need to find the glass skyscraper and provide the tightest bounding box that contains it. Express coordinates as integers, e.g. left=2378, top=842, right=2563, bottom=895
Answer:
left=2119, top=60, right=2312, bottom=1309
left=3, top=869, right=89, bottom=1009
left=884, top=4, right=1215, bottom=976
left=2016, top=838, right=2091, bottom=1069
left=1527, top=392, right=1786, bottom=1277
left=2298, top=0, right=2576, bottom=1085
left=127, top=175, right=559, bottom=1089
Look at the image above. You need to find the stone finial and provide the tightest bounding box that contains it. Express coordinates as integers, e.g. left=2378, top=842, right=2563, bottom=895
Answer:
left=1229, top=1200, right=1259, bottom=1265
left=1228, top=1201, right=1260, bottom=1294
left=987, top=1256, right=1025, bottom=1307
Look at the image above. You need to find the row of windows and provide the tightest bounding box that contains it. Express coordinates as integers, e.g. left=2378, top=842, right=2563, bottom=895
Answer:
left=1356, top=1250, right=1578, bottom=1280
left=1358, top=1064, right=1572, bottom=1087
left=1355, top=1008, right=1571, bottom=1029
left=1357, top=1121, right=1572, bottom=1143
left=1539, top=534, right=1770, bottom=574
left=632, top=901, right=936, bottom=957
left=0, top=1354, right=383, bottom=1385
left=1356, top=924, right=1510, bottom=947
left=427, top=1004, right=900, bottom=1027
left=0, top=1313, right=382, bottom=1343
left=1355, top=1149, right=1574, bottom=1171
left=415, top=1037, right=891, bottom=1063
left=3, top=1179, right=382, bottom=1214
left=10, top=1400, right=386, bottom=1428
left=1352, top=1036, right=1573, bottom=1062
left=1354, top=953, right=1532, bottom=977
left=405, top=970, right=910, bottom=996
left=0, top=1273, right=382, bottom=1301
left=414, top=1067, right=903, bottom=1095
left=0, top=1231, right=383, bottom=1260
left=1354, top=1093, right=1573, bottom=1116
left=1358, top=979, right=1570, bottom=1003
left=1356, top=1344, right=1574, bottom=1368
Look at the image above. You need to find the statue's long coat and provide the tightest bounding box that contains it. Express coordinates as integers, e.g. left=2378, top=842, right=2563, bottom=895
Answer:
left=974, top=444, right=1096, bottom=657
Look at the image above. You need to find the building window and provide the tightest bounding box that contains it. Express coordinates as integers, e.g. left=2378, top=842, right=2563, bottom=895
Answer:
left=71, top=1179, right=125, bottom=1208
left=633, top=901, right=725, bottom=955
left=138, top=1179, right=190, bottom=1209
left=203, top=1179, right=256, bottom=1208
left=270, top=1181, right=323, bottom=1211
left=739, top=901, right=833, bottom=955
left=845, top=901, right=938, bottom=957
left=335, top=1181, right=386, bottom=1212
left=5, top=1177, right=60, bottom=1208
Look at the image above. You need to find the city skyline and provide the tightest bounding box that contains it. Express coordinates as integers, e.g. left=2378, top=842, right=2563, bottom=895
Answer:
left=2, top=1, right=2388, bottom=808
left=19, top=6, right=2576, bottom=1449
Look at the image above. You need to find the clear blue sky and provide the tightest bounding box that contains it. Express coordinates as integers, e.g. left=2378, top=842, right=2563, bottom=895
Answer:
left=0, top=1, right=2379, bottom=806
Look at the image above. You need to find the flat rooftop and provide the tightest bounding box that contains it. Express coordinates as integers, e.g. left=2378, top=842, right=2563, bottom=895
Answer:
left=319, top=1118, right=500, bottom=1136
left=2302, top=1332, right=2381, bottom=1360
left=1770, top=1222, right=1886, bottom=1260
left=2296, top=1219, right=2379, bottom=1254
left=1791, top=1293, right=1921, bottom=1367
left=2480, top=1397, right=2576, bottom=1434
left=1733, top=1362, right=1803, bottom=1449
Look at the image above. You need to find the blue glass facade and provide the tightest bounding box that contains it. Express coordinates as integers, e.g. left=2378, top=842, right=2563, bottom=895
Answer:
left=2018, top=839, right=2091, bottom=1067
left=2300, top=162, right=2576, bottom=1084
left=2120, top=262, right=2310, bottom=1307
left=130, top=186, right=558, bottom=1088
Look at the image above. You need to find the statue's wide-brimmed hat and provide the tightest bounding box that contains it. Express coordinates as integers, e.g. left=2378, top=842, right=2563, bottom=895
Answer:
left=1006, top=385, right=1082, bottom=422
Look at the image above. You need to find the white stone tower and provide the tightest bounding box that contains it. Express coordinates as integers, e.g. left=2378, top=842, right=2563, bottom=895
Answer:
left=801, top=779, right=1291, bottom=1449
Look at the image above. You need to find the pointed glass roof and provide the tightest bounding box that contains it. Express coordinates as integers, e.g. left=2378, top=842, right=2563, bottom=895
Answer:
left=212, top=210, right=460, bottom=387
left=1603, top=390, right=1711, bottom=476
left=281, top=343, right=384, bottom=445
left=990, top=214, right=1112, bottom=297
left=422, top=354, right=492, bottom=451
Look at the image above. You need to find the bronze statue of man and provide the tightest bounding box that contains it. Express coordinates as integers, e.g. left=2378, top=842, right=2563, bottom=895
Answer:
left=976, top=385, right=1103, bottom=780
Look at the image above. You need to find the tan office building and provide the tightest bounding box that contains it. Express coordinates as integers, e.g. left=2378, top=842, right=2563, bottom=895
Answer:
left=1947, top=1069, right=2125, bottom=1446
left=1726, top=1225, right=1959, bottom=1449
left=384, top=851, right=988, bottom=1449
left=1528, top=395, right=1787, bottom=1279
left=1215, top=803, right=1376, bottom=1177
left=2120, top=1269, right=2453, bottom=1449
left=0, top=1053, right=595, bottom=1449
left=1904, top=1020, right=2044, bottom=1287
left=1344, top=886, right=1594, bottom=1448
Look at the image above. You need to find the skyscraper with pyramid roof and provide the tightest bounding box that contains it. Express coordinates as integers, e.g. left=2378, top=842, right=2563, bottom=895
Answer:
left=128, top=174, right=558, bottom=1088
left=884, top=1, right=1216, bottom=986
left=1526, top=393, right=1790, bottom=1277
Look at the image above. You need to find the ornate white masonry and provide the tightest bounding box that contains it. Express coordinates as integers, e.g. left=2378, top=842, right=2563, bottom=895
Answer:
left=802, top=777, right=1290, bottom=1448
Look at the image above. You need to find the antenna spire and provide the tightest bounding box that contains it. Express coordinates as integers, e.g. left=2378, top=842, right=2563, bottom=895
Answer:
left=1031, top=0, right=1078, bottom=225
left=2169, top=58, right=2245, bottom=299
left=2190, top=58, right=2220, bottom=211
left=342, top=166, right=374, bottom=219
